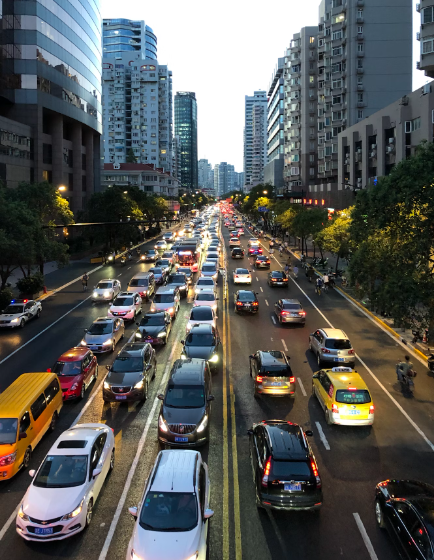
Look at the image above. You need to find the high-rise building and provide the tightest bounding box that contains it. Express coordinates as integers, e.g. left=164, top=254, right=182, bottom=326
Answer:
left=103, top=19, right=157, bottom=60
left=417, top=2, right=434, bottom=78
left=264, top=57, right=285, bottom=192
left=233, top=172, right=245, bottom=191
left=172, top=135, right=181, bottom=181
left=283, top=27, right=318, bottom=197
left=174, top=92, right=198, bottom=190
left=213, top=162, right=237, bottom=196
left=315, top=0, right=412, bottom=206
left=0, top=0, right=102, bottom=212
left=198, top=158, right=212, bottom=188
left=244, top=91, right=268, bottom=190
left=214, top=163, right=219, bottom=193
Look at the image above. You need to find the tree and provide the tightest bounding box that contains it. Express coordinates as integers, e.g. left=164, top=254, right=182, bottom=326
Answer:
left=292, top=208, right=328, bottom=256
left=126, top=148, right=137, bottom=163
left=316, top=212, right=351, bottom=271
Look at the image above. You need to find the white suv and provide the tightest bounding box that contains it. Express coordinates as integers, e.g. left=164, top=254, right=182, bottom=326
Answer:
left=127, top=450, right=213, bottom=560
left=108, top=292, right=142, bottom=321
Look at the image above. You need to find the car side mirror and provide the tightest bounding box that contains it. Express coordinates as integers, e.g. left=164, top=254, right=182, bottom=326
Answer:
left=157, top=394, right=164, bottom=400
left=128, top=506, right=138, bottom=518
left=92, top=467, right=102, bottom=479
left=312, top=374, right=319, bottom=379
left=286, top=355, right=291, bottom=360
left=204, top=508, right=214, bottom=520
left=84, top=328, right=88, bottom=332
left=19, top=432, right=27, bottom=440
left=305, top=430, right=313, bottom=437
left=29, top=469, right=36, bottom=477
left=207, top=395, right=215, bottom=402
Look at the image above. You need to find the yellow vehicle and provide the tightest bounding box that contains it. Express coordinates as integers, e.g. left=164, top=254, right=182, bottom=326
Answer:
left=0, top=372, right=63, bottom=480
left=311, top=366, right=374, bottom=426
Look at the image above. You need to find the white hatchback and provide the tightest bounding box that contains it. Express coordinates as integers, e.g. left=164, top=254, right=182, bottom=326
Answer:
left=233, top=268, right=252, bottom=284
left=193, top=289, right=218, bottom=311
left=195, top=276, right=216, bottom=294
left=248, top=238, right=259, bottom=247
left=126, top=450, right=213, bottom=560
left=108, top=292, right=142, bottom=321
left=17, top=424, right=115, bottom=542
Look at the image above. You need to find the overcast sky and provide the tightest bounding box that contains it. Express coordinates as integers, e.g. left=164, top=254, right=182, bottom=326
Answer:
left=103, top=0, right=426, bottom=173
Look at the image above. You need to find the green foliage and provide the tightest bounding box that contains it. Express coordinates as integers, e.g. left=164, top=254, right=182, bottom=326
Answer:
left=16, top=273, right=45, bottom=295
left=292, top=208, right=328, bottom=240
left=0, top=288, right=13, bottom=311
left=126, top=148, right=137, bottom=163
left=315, top=212, right=351, bottom=270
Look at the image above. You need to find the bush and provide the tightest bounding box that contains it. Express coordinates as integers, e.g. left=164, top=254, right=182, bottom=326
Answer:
left=0, top=288, right=13, bottom=311
left=16, top=273, right=45, bottom=296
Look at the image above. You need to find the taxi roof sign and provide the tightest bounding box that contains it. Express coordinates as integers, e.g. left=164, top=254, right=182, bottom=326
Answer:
left=331, top=367, right=353, bottom=372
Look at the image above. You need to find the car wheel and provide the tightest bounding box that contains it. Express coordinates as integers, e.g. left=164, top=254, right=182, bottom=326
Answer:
left=317, top=353, right=322, bottom=367
left=152, top=363, right=157, bottom=380
left=121, top=330, right=125, bottom=339
left=109, top=449, right=115, bottom=473
left=85, top=499, right=93, bottom=528
left=36, top=309, right=41, bottom=319
left=22, top=447, right=31, bottom=469
left=20, top=319, right=25, bottom=328
left=80, top=383, right=86, bottom=400
left=49, top=412, right=58, bottom=432
left=325, top=408, right=332, bottom=425
left=111, top=342, right=116, bottom=353
left=94, top=365, right=99, bottom=380
left=375, top=499, right=386, bottom=529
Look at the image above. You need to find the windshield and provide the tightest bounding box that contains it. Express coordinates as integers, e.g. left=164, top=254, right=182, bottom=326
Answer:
left=0, top=418, right=18, bottom=444
left=33, top=455, right=88, bottom=488
left=139, top=492, right=198, bottom=532
left=191, top=308, right=213, bottom=319
left=157, top=260, right=170, bottom=267
left=88, top=322, right=112, bottom=335
left=150, top=268, right=162, bottom=275
left=271, top=272, right=285, bottom=279
left=113, top=297, right=133, bottom=307
left=238, top=292, right=255, bottom=302
left=111, top=356, right=143, bottom=372
left=186, top=333, right=215, bottom=346
left=53, top=361, right=82, bottom=376
left=3, top=305, right=23, bottom=314
left=178, top=268, right=192, bottom=276
left=145, top=250, right=156, bottom=255
left=141, top=315, right=165, bottom=326
left=236, top=269, right=249, bottom=274
left=168, top=275, right=185, bottom=283
left=165, top=385, right=205, bottom=408
left=198, top=279, right=213, bottom=286
left=271, top=460, right=311, bottom=479
left=325, top=338, right=352, bottom=350
left=154, top=294, right=174, bottom=303
left=96, top=282, right=112, bottom=290
left=162, top=252, right=173, bottom=258
left=196, top=293, right=214, bottom=301
left=336, top=389, right=371, bottom=404
left=202, top=265, right=216, bottom=273
left=129, top=278, right=149, bottom=287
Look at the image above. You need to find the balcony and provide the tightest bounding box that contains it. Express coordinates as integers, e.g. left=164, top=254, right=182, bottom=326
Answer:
left=357, top=0, right=364, bottom=4
left=357, top=33, right=364, bottom=41
left=357, top=68, right=364, bottom=74
left=357, top=50, right=365, bottom=57
left=356, top=16, right=364, bottom=23
left=357, top=101, right=366, bottom=108
left=357, top=84, right=364, bottom=91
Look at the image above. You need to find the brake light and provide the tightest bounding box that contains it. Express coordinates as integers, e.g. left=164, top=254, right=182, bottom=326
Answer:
left=348, top=349, right=355, bottom=355
left=235, top=275, right=239, bottom=278
left=321, top=347, right=331, bottom=354
left=281, top=311, right=289, bottom=315
left=311, top=460, right=322, bottom=488
left=256, top=376, right=263, bottom=383
left=23, top=299, right=28, bottom=303
left=369, top=404, right=375, bottom=414
left=262, top=457, right=271, bottom=486
left=289, top=377, right=295, bottom=383
left=252, top=302, right=258, bottom=306
left=332, top=403, right=339, bottom=414
left=299, top=311, right=306, bottom=316
left=236, top=302, right=243, bottom=306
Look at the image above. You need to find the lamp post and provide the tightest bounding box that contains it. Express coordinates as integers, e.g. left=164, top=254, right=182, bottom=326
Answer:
left=58, top=185, right=67, bottom=192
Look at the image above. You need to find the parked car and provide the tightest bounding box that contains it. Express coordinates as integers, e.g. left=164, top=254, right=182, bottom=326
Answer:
left=0, top=299, right=42, bottom=329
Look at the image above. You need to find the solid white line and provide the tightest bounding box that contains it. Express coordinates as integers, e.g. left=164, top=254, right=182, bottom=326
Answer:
left=297, top=377, right=307, bottom=397
left=260, top=287, right=263, bottom=292
left=271, top=314, right=276, bottom=323
left=98, top=340, right=179, bottom=560
left=353, top=513, right=379, bottom=560
left=281, top=339, right=288, bottom=352
left=0, top=296, right=92, bottom=366
left=0, top=505, right=20, bottom=542
left=37, top=265, right=104, bottom=301
left=315, top=421, right=331, bottom=450
left=117, top=273, right=122, bottom=277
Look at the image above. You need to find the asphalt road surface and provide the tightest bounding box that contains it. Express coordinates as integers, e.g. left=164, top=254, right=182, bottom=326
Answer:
left=0, top=214, right=433, bottom=560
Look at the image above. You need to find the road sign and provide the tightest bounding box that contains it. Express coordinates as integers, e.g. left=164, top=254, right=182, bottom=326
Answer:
left=258, top=206, right=268, bottom=212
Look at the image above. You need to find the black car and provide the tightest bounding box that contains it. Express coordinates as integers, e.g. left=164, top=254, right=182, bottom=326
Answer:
left=166, top=272, right=189, bottom=298
left=231, top=247, right=245, bottom=259
left=135, top=311, right=172, bottom=345
left=157, top=358, right=214, bottom=447
left=103, top=342, right=157, bottom=402
left=148, top=267, right=166, bottom=285
left=141, top=249, right=158, bottom=262
left=177, top=266, right=194, bottom=284
left=268, top=270, right=289, bottom=287
left=255, top=255, right=271, bottom=269
left=234, top=290, right=259, bottom=313
left=248, top=420, right=322, bottom=511
left=375, top=479, right=434, bottom=559
left=181, top=324, right=221, bottom=371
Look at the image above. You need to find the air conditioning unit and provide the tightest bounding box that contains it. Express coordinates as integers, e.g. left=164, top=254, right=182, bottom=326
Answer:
left=423, top=83, right=432, bottom=95
left=371, top=143, right=377, bottom=149
left=113, top=163, right=121, bottom=169
left=416, top=3, right=421, bottom=12
left=386, top=146, right=394, bottom=153
left=389, top=138, right=395, bottom=144
left=370, top=151, right=376, bottom=158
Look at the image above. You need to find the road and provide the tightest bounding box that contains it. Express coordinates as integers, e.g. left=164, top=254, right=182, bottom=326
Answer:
left=0, top=212, right=433, bottom=560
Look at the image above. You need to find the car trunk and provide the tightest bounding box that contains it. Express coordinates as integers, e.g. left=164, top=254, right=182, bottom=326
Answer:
left=266, top=459, right=317, bottom=500
left=324, top=339, right=353, bottom=362
left=335, top=389, right=372, bottom=420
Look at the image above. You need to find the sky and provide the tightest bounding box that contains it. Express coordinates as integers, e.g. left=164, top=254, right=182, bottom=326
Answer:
left=103, top=0, right=427, bottom=173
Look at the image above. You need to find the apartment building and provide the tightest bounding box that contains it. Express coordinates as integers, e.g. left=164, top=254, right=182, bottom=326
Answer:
left=417, top=1, right=434, bottom=78
left=102, top=163, right=179, bottom=196
left=264, top=57, right=285, bottom=190
left=103, top=19, right=157, bottom=60
left=198, top=158, right=213, bottom=189
left=244, top=91, right=268, bottom=190
left=315, top=0, right=412, bottom=207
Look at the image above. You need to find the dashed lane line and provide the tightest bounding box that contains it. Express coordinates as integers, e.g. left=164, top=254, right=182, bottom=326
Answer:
left=265, top=299, right=269, bottom=306
left=315, top=421, right=331, bottom=450
left=353, top=513, right=379, bottom=560
left=297, top=377, right=307, bottom=397
left=281, top=339, right=288, bottom=352
left=271, top=314, right=276, bottom=323
left=260, top=287, right=263, bottom=292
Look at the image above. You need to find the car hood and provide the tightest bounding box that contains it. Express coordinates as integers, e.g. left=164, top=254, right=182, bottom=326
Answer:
left=59, top=374, right=82, bottom=389
left=107, top=371, right=142, bottom=386
left=23, top=484, right=86, bottom=520
left=84, top=333, right=113, bottom=344
left=183, top=346, right=216, bottom=360
left=93, top=288, right=113, bottom=294
left=139, top=325, right=166, bottom=337
left=162, top=405, right=205, bottom=425
left=110, top=305, right=133, bottom=313
left=0, top=313, right=22, bottom=319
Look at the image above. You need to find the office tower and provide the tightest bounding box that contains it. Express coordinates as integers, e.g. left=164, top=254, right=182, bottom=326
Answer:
left=214, top=163, right=219, bottom=193
left=198, top=158, right=212, bottom=188
left=174, top=92, right=198, bottom=190
left=244, top=91, right=268, bottom=190
left=172, top=135, right=181, bottom=180
left=264, top=57, right=285, bottom=192
left=103, top=19, right=157, bottom=60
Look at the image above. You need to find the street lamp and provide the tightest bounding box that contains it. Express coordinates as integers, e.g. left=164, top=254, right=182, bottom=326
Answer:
left=58, top=185, right=67, bottom=192
left=263, top=190, right=268, bottom=195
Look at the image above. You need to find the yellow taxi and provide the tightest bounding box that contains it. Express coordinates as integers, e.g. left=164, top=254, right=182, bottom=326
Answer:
left=312, top=366, right=374, bottom=426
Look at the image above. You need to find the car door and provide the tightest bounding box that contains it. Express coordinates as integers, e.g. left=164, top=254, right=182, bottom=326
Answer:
left=17, top=412, right=32, bottom=466
left=311, top=330, right=322, bottom=354
left=29, top=393, right=48, bottom=447
left=316, top=371, right=332, bottom=411
left=165, top=312, right=172, bottom=337
left=143, top=346, right=152, bottom=383
left=251, top=426, right=264, bottom=490
left=250, top=354, right=258, bottom=378
left=134, top=293, right=141, bottom=313
left=392, top=501, right=426, bottom=559
left=82, top=353, right=93, bottom=386
left=24, top=302, right=34, bottom=320
left=114, top=319, right=123, bottom=344
left=89, top=434, right=107, bottom=499
left=198, top=462, right=208, bottom=557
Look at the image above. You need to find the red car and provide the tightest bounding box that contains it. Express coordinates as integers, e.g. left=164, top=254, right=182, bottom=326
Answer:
left=50, top=347, right=98, bottom=400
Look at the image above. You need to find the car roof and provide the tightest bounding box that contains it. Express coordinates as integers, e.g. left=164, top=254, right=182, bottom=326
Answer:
left=52, top=424, right=109, bottom=455
left=259, top=350, right=287, bottom=365
left=117, top=342, right=148, bottom=357
left=197, top=276, right=214, bottom=281
left=97, top=278, right=114, bottom=283
left=195, top=289, right=215, bottom=296
left=131, top=272, right=153, bottom=279
left=156, top=286, right=177, bottom=294
left=264, top=423, right=309, bottom=461
left=116, top=292, right=135, bottom=297
left=170, top=359, right=206, bottom=384
left=202, top=261, right=216, bottom=266
left=58, top=347, right=90, bottom=361
left=322, top=368, right=369, bottom=390
left=190, top=323, right=214, bottom=334
left=93, top=316, right=114, bottom=324
left=320, top=328, right=348, bottom=338
left=237, top=290, right=255, bottom=295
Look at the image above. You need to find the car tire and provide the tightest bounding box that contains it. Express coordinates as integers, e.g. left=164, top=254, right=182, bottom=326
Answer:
left=111, top=342, right=115, bottom=353
left=85, top=499, right=93, bottom=528
left=36, top=309, right=41, bottom=319
left=279, top=316, right=282, bottom=324
left=142, top=379, right=149, bottom=401
left=22, top=447, right=31, bottom=470
left=49, top=412, right=58, bottom=433
left=325, top=408, right=333, bottom=426
left=20, top=319, right=25, bottom=328
left=152, top=363, right=157, bottom=380
left=317, top=353, right=322, bottom=367
left=79, top=383, right=86, bottom=400
left=109, top=449, right=115, bottom=473
left=375, top=499, right=386, bottom=529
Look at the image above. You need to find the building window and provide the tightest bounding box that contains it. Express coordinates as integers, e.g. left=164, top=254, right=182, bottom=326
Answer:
left=332, top=111, right=342, bottom=121
left=309, top=154, right=315, bottom=162
left=357, top=9, right=363, bottom=18
left=357, top=76, right=363, bottom=85
left=332, top=47, right=343, bottom=56
left=358, top=92, right=364, bottom=102
left=423, top=39, right=434, bottom=54
left=309, top=36, right=315, bottom=43
left=290, top=167, right=299, bottom=175
left=332, top=31, right=342, bottom=40
left=332, top=95, right=342, bottom=104
left=405, top=117, right=421, bottom=132
left=422, top=6, right=434, bottom=24
left=357, top=43, right=364, bottom=52
left=309, top=76, right=315, bottom=83
left=357, top=26, right=363, bottom=34
left=332, top=79, right=342, bottom=88
left=309, top=168, right=315, bottom=176
left=357, top=59, right=363, bottom=69
left=357, top=110, right=364, bottom=119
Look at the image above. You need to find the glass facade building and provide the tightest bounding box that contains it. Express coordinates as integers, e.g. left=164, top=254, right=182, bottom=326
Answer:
left=174, top=91, right=198, bottom=190
left=103, top=19, right=157, bottom=60
left=0, top=0, right=102, bottom=212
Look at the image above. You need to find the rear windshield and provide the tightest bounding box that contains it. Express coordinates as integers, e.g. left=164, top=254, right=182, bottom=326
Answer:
left=238, top=292, right=255, bottom=302
left=157, top=260, right=170, bottom=267
left=129, top=278, right=149, bottom=287
left=271, top=272, right=285, bottom=278
left=178, top=268, right=192, bottom=276
left=202, top=265, right=216, bottom=272
left=168, top=274, right=186, bottom=283
left=236, top=269, right=249, bottom=274
left=198, top=278, right=214, bottom=285
left=196, top=293, right=214, bottom=301
left=325, top=338, right=352, bottom=350
left=140, top=315, right=165, bottom=326
left=53, top=361, right=82, bottom=376
left=271, top=461, right=311, bottom=478
left=260, top=365, right=292, bottom=377
left=150, top=268, right=162, bottom=275
left=282, top=304, right=302, bottom=310
left=186, top=333, right=215, bottom=346
left=336, top=390, right=371, bottom=404
left=191, top=308, right=213, bottom=319
left=154, top=294, right=174, bottom=303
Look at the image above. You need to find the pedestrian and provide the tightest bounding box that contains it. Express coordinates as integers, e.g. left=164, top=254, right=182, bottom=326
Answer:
left=293, top=265, right=299, bottom=279
left=396, top=355, right=414, bottom=382
left=81, top=273, right=89, bottom=292
left=284, top=264, right=290, bottom=275
left=307, top=266, right=315, bottom=283
left=323, top=272, right=330, bottom=291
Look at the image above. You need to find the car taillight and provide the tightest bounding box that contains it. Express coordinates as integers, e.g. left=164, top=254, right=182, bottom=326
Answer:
left=256, top=375, right=263, bottom=383
left=271, top=279, right=277, bottom=282
left=369, top=404, right=375, bottom=414
left=332, top=403, right=339, bottom=414
left=321, top=347, right=331, bottom=354
left=253, top=302, right=258, bottom=306
left=299, top=311, right=306, bottom=316
left=311, top=460, right=322, bottom=488
left=289, top=377, right=295, bottom=383
left=281, top=310, right=289, bottom=315
left=236, top=302, right=243, bottom=306
left=348, top=349, right=355, bottom=355
left=262, top=457, right=271, bottom=487
left=235, top=275, right=239, bottom=278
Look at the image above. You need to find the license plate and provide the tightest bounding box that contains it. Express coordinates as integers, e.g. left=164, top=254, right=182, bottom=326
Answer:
left=347, top=409, right=361, bottom=415
left=115, top=395, right=127, bottom=400
left=34, top=527, right=54, bottom=535
left=88, top=346, right=98, bottom=350
left=175, top=437, right=188, bottom=443
left=269, top=382, right=282, bottom=386
left=276, top=282, right=283, bottom=285
left=284, top=483, right=301, bottom=492
left=335, top=358, right=345, bottom=362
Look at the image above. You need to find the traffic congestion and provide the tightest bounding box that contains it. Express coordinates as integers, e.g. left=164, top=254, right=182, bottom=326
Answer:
left=0, top=203, right=433, bottom=560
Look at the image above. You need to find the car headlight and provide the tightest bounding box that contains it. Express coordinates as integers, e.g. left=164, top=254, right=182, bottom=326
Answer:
left=181, top=354, right=187, bottom=360
left=93, top=291, right=98, bottom=298
left=71, top=383, right=78, bottom=391
left=10, top=318, right=20, bottom=324
left=103, top=291, right=111, bottom=298
left=197, top=416, right=208, bottom=433
left=134, top=380, right=144, bottom=389
left=103, top=381, right=110, bottom=389
left=157, top=331, right=166, bottom=338
left=102, top=338, right=113, bottom=346
left=168, top=307, right=174, bottom=313
left=61, top=499, right=84, bottom=520
left=209, top=354, right=219, bottom=363
left=135, top=331, right=142, bottom=338
left=80, top=339, right=87, bottom=346
left=158, top=415, right=168, bottom=432
left=18, top=504, right=29, bottom=521
left=212, top=304, right=217, bottom=310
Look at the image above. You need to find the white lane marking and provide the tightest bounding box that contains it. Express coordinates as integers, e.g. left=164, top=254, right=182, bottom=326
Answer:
left=315, top=421, right=331, bottom=450
left=0, top=505, right=20, bottom=542
left=37, top=265, right=104, bottom=301
left=98, top=339, right=179, bottom=560
left=0, top=296, right=92, bottom=366
left=260, top=287, right=263, bottom=292
left=127, top=266, right=131, bottom=270
left=353, top=513, right=379, bottom=560
left=271, top=314, right=276, bottom=323
left=297, top=377, right=307, bottom=397
left=117, top=273, right=122, bottom=277
left=281, top=339, right=288, bottom=352
left=256, top=277, right=259, bottom=282
left=265, top=299, right=269, bottom=307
